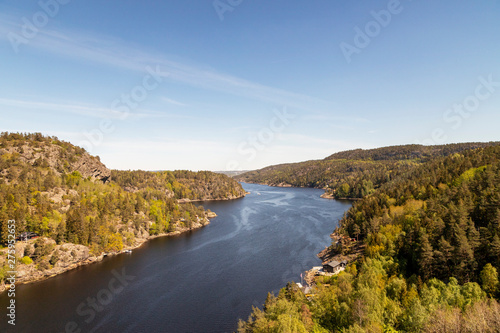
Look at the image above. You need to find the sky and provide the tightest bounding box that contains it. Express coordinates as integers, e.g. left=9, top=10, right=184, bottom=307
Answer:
left=0, top=0, right=499, bottom=171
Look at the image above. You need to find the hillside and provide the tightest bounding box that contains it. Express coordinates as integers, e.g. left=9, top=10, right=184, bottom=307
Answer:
left=238, top=145, right=500, bottom=332
left=112, top=169, right=247, bottom=201
left=323, top=142, right=498, bottom=161
left=237, top=142, right=500, bottom=199
left=0, top=132, right=246, bottom=287
left=0, top=132, right=110, bottom=183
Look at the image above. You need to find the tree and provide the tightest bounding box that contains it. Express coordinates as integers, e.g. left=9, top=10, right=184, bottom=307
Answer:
left=419, top=230, right=434, bottom=280
left=338, top=183, right=351, bottom=198
left=489, top=234, right=500, bottom=268
left=451, top=224, right=475, bottom=282
left=353, top=224, right=361, bottom=241
left=466, top=219, right=480, bottom=251
left=433, top=237, right=453, bottom=279
left=480, top=263, right=499, bottom=297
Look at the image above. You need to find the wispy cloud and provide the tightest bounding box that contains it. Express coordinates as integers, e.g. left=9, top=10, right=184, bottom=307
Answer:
left=101, top=137, right=226, bottom=153
left=161, top=97, right=188, bottom=107
left=0, top=98, right=115, bottom=119
left=0, top=97, right=174, bottom=120
left=0, top=15, right=332, bottom=112
left=302, top=114, right=371, bottom=123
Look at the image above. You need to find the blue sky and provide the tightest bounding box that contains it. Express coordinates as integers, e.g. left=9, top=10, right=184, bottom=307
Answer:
left=0, top=0, right=499, bottom=171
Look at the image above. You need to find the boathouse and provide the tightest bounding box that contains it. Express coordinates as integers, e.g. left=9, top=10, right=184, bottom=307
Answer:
left=323, top=260, right=347, bottom=274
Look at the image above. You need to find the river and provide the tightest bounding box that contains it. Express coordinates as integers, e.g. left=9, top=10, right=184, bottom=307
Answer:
left=0, top=183, right=351, bottom=333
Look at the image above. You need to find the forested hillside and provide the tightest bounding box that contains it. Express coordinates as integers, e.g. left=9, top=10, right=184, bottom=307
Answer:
left=112, top=169, right=246, bottom=201
left=239, top=145, right=500, bottom=332
left=339, top=145, right=500, bottom=284
left=0, top=132, right=245, bottom=284
left=237, top=142, right=500, bottom=199
left=324, top=143, right=496, bottom=162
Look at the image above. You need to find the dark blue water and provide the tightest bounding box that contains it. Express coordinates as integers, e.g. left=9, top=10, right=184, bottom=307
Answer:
left=0, top=183, right=351, bottom=333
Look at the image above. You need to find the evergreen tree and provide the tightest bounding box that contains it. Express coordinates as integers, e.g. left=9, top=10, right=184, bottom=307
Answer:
left=418, top=230, right=434, bottom=280
left=433, top=237, right=453, bottom=280
left=489, top=234, right=500, bottom=269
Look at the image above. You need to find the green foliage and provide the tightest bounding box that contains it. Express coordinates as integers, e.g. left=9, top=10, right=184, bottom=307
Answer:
left=480, top=264, right=499, bottom=297
left=240, top=256, right=496, bottom=332
left=240, top=144, right=500, bottom=332
left=0, top=265, right=9, bottom=283
left=238, top=142, right=500, bottom=199
left=238, top=284, right=311, bottom=333
left=36, top=259, right=50, bottom=271
left=339, top=146, right=500, bottom=284
left=33, top=238, right=55, bottom=260
left=149, top=223, right=159, bottom=236
left=49, top=251, right=60, bottom=266
left=453, top=165, right=487, bottom=186
left=65, top=171, right=83, bottom=187
left=20, top=256, right=33, bottom=265
left=111, top=169, right=246, bottom=201
left=0, top=132, right=243, bottom=258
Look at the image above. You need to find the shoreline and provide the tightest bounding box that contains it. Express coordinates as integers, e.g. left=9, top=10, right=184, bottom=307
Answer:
left=239, top=181, right=359, bottom=200
left=320, top=192, right=362, bottom=200
left=0, top=211, right=220, bottom=294
left=177, top=192, right=249, bottom=203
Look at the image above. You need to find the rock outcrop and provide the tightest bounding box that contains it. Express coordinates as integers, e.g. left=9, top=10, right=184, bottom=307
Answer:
left=0, top=211, right=216, bottom=293
left=71, top=155, right=111, bottom=183
left=2, top=141, right=111, bottom=183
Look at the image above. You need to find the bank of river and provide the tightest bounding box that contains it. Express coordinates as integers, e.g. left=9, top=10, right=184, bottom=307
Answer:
left=0, top=183, right=351, bottom=333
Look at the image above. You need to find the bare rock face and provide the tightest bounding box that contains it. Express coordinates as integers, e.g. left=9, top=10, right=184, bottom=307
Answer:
left=56, top=243, right=91, bottom=265
left=2, top=141, right=111, bottom=183
left=4, top=237, right=93, bottom=285
left=71, top=155, right=111, bottom=183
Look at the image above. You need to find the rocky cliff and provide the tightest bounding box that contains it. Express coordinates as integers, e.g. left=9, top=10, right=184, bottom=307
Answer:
left=0, top=138, right=110, bottom=183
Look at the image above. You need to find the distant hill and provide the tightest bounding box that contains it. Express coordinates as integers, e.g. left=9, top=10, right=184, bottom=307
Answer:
left=236, top=142, right=500, bottom=199
left=214, top=170, right=251, bottom=177
left=324, top=142, right=499, bottom=161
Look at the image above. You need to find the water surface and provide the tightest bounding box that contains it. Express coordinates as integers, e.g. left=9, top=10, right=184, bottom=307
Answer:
left=0, top=183, right=351, bottom=333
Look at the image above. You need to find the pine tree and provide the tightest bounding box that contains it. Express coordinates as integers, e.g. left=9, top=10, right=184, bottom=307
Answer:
left=418, top=230, right=434, bottom=280
left=467, top=219, right=481, bottom=251
left=489, top=234, right=500, bottom=269
left=433, top=237, right=453, bottom=279
left=452, top=225, right=476, bottom=283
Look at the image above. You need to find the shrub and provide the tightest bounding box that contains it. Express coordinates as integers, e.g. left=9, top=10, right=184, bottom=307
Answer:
left=24, top=244, right=34, bottom=257
left=33, top=239, right=55, bottom=260
left=36, top=259, right=50, bottom=271
left=20, top=256, right=33, bottom=265
left=49, top=252, right=59, bottom=266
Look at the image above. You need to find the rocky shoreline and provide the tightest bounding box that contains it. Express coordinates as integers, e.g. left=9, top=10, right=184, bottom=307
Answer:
left=302, top=232, right=365, bottom=288
left=0, top=214, right=216, bottom=294
left=176, top=192, right=249, bottom=203
left=320, top=192, right=362, bottom=200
